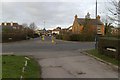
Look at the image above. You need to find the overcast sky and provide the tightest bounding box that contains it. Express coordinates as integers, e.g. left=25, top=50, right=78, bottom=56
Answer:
left=0, top=0, right=117, bottom=30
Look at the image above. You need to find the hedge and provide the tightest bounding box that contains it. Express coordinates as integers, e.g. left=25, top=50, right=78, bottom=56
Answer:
left=56, top=34, right=95, bottom=41
left=2, top=32, right=26, bottom=43
left=98, top=37, right=120, bottom=59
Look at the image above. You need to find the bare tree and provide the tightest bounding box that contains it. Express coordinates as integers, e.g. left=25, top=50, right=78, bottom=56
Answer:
left=22, top=23, right=28, bottom=28
left=29, top=22, right=37, bottom=31
left=108, top=0, right=120, bottom=25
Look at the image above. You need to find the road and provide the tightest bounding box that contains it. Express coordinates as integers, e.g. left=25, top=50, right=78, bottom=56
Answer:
left=2, top=36, right=94, bottom=53
left=2, top=36, right=118, bottom=78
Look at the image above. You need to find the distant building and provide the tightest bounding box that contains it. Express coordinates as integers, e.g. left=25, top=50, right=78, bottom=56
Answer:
left=1, top=22, right=23, bottom=30
left=52, top=29, right=60, bottom=35
left=52, top=26, right=73, bottom=35
left=52, top=27, right=61, bottom=35
left=37, top=28, right=47, bottom=35
left=72, top=13, right=104, bottom=35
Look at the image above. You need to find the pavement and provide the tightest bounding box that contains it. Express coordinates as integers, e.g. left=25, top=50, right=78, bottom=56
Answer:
left=2, top=36, right=118, bottom=78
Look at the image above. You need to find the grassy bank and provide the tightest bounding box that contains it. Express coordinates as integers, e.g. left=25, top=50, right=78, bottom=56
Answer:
left=86, top=49, right=118, bottom=66
left=2, top=55, right=41, bottom=78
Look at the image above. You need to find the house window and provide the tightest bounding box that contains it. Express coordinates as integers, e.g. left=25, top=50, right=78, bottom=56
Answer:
left=13, top=27, right=17, bottom=29
left=97, top=25, right=101, bottom=34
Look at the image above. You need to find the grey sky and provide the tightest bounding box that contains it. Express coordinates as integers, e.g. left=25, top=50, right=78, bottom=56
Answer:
left=1, top=0, right=116, bottom=29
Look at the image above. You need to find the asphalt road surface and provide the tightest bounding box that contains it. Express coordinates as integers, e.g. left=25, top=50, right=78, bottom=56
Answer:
left=2, top=36, right=94, bottom=53
left=2, top=36, right=118, bottom=78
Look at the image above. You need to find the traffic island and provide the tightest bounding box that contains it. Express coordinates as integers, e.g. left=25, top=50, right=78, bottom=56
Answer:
left=2, top=55, right=41, bottom=79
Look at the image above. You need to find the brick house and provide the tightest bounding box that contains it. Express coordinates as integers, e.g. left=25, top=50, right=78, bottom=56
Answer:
left=1, top=22, right=23, bottom=30
left=72, top=13, right=104, bottom=35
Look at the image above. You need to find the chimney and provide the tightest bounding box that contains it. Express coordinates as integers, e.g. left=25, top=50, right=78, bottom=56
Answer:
left=4, top=22, right=7, bottom=26
left=11, top=22, right=13, bottom=26
left=97, top=15, right=100, bottom=20
left=85, top=12, right=90, bottom=19
left=75, top=15, right=78, bottom=19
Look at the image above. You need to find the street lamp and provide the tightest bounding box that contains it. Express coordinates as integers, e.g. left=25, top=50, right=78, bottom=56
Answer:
left=95, top=26, right=98, bottom=49
left=95, top=0, right=98, bottom=49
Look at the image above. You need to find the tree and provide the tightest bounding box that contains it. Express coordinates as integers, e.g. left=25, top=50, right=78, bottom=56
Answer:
left=22, top=23, right=28, bottom=28
left=104, top=23, right=113, bottom=36
left=29, top=22, right=38, bottom=38
left=29, top=22, right=37, bottom=31
left=108, top=0, right=120, bottom=25
left=82, top=18, right=91, bottom=35
left=22, top=23, right=29, bottom=35
left=82, top=12, right=93, bottom=35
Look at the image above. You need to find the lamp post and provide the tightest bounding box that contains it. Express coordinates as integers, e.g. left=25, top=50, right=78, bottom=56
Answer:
left=95, top=26, right=98, bottom=49
left=95, top=0, right=98, bottom=49
left=44, top=21, right=45, bottom=35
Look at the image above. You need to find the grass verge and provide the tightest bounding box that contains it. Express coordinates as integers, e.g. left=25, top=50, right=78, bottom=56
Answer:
left=86, top=49, right=118, bottom=66
left=2, top=55, right=41, bottom=78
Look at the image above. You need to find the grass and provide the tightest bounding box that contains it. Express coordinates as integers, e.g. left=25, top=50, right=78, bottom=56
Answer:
left=86, top=49, right=119, bottom=66
left=2, top=55, right=41, bottom=78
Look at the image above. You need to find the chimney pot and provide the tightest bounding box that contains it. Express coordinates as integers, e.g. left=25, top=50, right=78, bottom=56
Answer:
left=75, top=15, right=78, bottom=19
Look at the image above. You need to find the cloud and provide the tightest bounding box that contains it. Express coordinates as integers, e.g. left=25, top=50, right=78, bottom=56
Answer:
left=1, top=1, right=111, bottom=29
left=2, top=0, right=111, bottom=2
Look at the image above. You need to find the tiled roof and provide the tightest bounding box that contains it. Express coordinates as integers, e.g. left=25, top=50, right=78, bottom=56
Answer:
left=77, top=18, right=103, bottom=25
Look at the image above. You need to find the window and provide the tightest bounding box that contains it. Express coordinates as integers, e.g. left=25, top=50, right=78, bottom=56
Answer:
left=13, top=27, right=16, bottom=29
left=97, top=25, right=101, bottom=34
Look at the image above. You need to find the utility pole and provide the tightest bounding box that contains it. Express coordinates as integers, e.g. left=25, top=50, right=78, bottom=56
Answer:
left=44, top=21, right=45, bottom=28
left=95, top=0, right=98, bottom=49
left=118, top=1, right=120, bottom=27
left=96, top=0, right=97, bottom=18
left=44, top=21, right=45, bottom=35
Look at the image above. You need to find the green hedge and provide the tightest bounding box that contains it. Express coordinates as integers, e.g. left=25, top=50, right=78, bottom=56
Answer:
left=56, top=34, right=63, bottom=40
left=69, top=34, right=95, bottom=41
left=98, top=37, right=120, bottom=59
left=56, top=34, right=95, bottom=41
left=2, top=32, right=26, bottom=43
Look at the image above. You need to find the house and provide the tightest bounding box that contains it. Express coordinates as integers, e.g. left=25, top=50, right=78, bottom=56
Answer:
left=72, top=13, right=104, bottom=35
left=52, top=29, right=60, bottom=35
left=52, top=27, right=61, bottom=35
left=60, top=27, right=72, bottom=35
left=37, top=28, right=47, bottom=35
left=1, top=22, right=23, bottom=30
